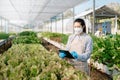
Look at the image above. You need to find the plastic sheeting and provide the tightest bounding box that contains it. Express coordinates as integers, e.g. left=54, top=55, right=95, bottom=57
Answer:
left=0, top=0, right=87, bottom=26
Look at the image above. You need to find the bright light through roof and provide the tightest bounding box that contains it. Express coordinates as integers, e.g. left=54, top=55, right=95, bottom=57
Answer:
left=0, top=0, right=88, bottom=26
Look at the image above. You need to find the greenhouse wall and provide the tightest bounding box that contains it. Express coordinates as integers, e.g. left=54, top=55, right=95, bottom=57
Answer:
left=44, top=18, right=74, bottom=34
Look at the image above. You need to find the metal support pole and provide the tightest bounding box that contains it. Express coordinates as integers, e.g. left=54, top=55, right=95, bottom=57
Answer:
left=92, top=0, right=95, bottom=34
left=43, top=22, right=44, bottom=32
left=0, top=17, right=1, bottom=32
left=5, top=20, right=7, bottom=33
left=48, top=21, right=50, bottom=32
left=114, top=15, right=118, bottom=34
left=55, top=17, right=57, bottom=32
left=62, top=13, right=64, bottom=34
left=51, top=19, right=52, bottom=32
left=6, top=20, right=9, bottom=33
left=47, top=21, right=49, bottom=31
left=4, top=19, right=6, bottom=33
left=8, top=21, right=10, bottom=33
left=73, top=7, right=75, bottom=33
left=1, top=18, right=2, bottom=32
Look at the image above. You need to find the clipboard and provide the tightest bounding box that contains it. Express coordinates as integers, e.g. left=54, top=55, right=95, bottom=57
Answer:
left=59, top=50, right=74, bottom=59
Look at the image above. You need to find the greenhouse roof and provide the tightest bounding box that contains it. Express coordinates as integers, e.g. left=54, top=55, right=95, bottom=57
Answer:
left=76, top=5, right=120, bottom=18
left=0, top=0, right=87, bottom=26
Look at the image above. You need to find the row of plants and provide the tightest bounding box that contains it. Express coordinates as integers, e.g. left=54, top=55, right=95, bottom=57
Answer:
left=0, top=32, right=16, bottom=54
left=41, top=32, right=120, bottom=69
left=19, top=31, right=37, bottom=37
left=0, top=44, right=87, bottom=80
left=91, top=34, right=120, bottom=69
left=0, top=32, right=16, bottom=40
left=0, top=32, right=9, bottom=39
left=13, top=31, right=40, bottom=44
left=40, top=32, right=69, bottom=44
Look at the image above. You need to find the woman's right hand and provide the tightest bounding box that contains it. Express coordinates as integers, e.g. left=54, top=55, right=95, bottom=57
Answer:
left=59, top=52, right=66, bottom=59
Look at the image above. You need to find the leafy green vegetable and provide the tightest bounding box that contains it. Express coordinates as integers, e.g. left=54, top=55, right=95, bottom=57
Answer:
left=0, top=32, right=9, bottom=39
left=19, top=31, right=37, bottom=37
left=41, top=32, right=69, bottom=44
left=13, top=31, right=40, bottom=44
left=0, top=44, right=88, bottom=80
left=91, top=34, right=120, bottom=69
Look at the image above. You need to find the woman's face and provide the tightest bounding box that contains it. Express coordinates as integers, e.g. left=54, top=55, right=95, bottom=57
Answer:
left=74, top=22, right=82, bottom=28
left=73, top=22, right=84, bottom=34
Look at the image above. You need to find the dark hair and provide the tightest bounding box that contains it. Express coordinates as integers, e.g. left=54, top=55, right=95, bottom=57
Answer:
left=74, top=18, right=86, bottom=33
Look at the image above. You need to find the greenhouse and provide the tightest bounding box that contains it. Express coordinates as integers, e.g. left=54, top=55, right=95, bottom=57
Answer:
left=0, top=0, right=120, bottom=80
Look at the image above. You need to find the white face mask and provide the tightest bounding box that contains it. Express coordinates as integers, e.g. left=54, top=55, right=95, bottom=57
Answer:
left=74, top=27, right=83, bottom=34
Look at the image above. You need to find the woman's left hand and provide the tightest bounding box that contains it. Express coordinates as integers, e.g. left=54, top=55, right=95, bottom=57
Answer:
left=70, top=51, right=78, bottom=59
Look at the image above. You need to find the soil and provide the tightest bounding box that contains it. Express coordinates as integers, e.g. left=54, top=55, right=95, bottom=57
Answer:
left=41, top=38, right=113, bottom=80
left=50, top=37, right=62, bottom=43
left=0, top=39, right=12, bottom=54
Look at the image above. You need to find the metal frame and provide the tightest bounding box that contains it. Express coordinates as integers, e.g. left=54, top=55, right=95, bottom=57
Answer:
left=0, top=0, right=87, bottom=26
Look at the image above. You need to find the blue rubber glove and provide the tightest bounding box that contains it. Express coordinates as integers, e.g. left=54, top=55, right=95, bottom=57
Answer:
left=59, top=52, right=66, bottom=58
left=70, top=51, right=78, bottom=59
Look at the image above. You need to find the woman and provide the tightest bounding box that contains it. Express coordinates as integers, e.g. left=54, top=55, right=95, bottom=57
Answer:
left=59, top=18, right=93, bottom=75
